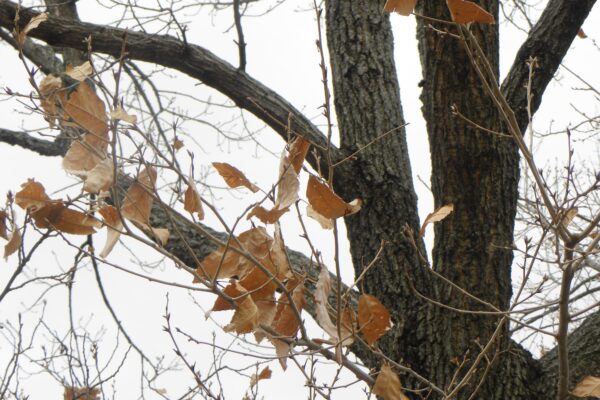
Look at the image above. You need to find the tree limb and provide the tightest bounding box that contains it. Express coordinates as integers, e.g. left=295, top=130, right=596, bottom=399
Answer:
left=0, top=128, right=64, bottom=156
left=0, top=0, right=339, bottom=176
left=501, top=0, right=596, bottom=132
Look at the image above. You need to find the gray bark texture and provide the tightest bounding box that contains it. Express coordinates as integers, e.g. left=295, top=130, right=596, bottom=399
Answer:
left=0, top=0, right=598, bottom=398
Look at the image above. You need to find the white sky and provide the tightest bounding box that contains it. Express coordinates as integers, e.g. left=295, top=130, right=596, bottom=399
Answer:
left=0, top=0, right=598, bottom=398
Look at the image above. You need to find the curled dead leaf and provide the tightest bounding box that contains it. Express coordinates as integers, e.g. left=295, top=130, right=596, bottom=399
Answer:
left=420, top=203, right=454, bottom=236
left=121, top=166, right=157, bottom=225
left=250, top=366, right=272, bottom=387
left=110, top=106, right=137, bottom=124
left=314, top=267, right=354, bottom=345
left=18, top=13, right=48, bottom=45
left=0, top=210, right=8, bottom=240
left=63, top=386, right=100, bottom=400
left=184, top=179, right=205, bottom=220
left=223, top=282, right=259, bottom=334
left=98, top=205, right=123, bottom=258
left=306, top=175, right=361, bottom=219
left=572, top=376, right=600, bottom=397
left=83, top=157, right=114, bottom=193
left=65, top=61, right=93, bottom=82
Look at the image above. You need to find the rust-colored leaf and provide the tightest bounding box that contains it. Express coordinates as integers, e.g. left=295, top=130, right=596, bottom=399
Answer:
left=65, top=61, right=93, bottom=82
left=83, top=157, right=114, bottom=193
left=572, top=376, right=600, bottom=397
left=419, top=203, right=454, bottom=236
left=15, top=179, right=53, bottom=211
left=358, top=294, right=392, bottom=345
left=577, top=29, right=587, bottom=39
left=0, top=210, right=8, bottom=240
left=254, top=298, right=277, bottom=343
left=223, top=283, right=259, bottom=334
left=63, top=386, right=100, bottom=400
left=98, top=205, right=123, bottom=258
left=64, top=82, right=109, bottom=138
left=18, top=13, right=48, bottom=45
left=121, top=166, right=157, bottom=225
left=306, top=175, right=361, bottom=219
left=306, top=204, right=334, bottom=229
left=250, top=366, right=272, bottom=387
left=561, top=207, right=578, bottom=228
left=247, top=205, right=289, bottom=224
left=373, top=364, right=409, bottom=400
left=31, top=203, right=101, bottom=235
left=383, top=0, right=416, bottom=15
left=447, top=0, right=495, bottom=24
left=212, top=162, right=259, bottom=193
left=196, top=227, right=273, bottom=280
left=184, top=179, right=205, bottom=220
left=173, top=137, right=184, bottom=151
left=269, top=279, right=305, bottom=370
left=288, top=137, right=310, bottom=174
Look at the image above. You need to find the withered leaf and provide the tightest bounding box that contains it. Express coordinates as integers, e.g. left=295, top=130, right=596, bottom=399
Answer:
left=269, top=279, right=305, bottom=370
left=39, top=74, right=66, bottom=127
left=63, top=133, right=109, bottom=176
left=572, top=376, right=600, bottom=397
left=561, top=207, right=578, bottom=228
left=0, top=210, right=8, bottom=240
left=306, top=204, right=334, bottom=230
left=420, top=203, right=454, bottom=236
left=15, top=179, right=53, bottom=211
left=383, top=0, right=417, bottom=15
left=109, top=106, right=137, bottom=124
left=18, top=13, right=48, bottom=45
left=184, top=179, right=205, bottom=220
left=213, top=162, right=259, bottom=193
left=315, top=267, right=353, bottom=345
left=577, top=29, right=588, bottom=39
left=358, top=294, right=392, bottom=345
left=64, top=82, right=108, bottom=138
left=446, top=0, right=495, bottom=24
left=31, top=203, right=101, bottom=235
left=65, top=61, right=93, bottom=82
left=247, top=205, right=289, bottom=224
left=83, top=157, right=114, bottom=193
left=121, top=166, right=157, bottom=225
left=372, top=364, right=409, bottom=400
left=63, top=386, right=100, bottom=400
left=223, top=283, right=259, bottom=334
left=250, top=366, right=272, bottom=387
left=98, top=205, right=123, bottom=258
left=306, top=175, right=361, bottom=219
left=288, top=137, right=310, bottom=174
left=4, top=215, right=21, bottom=259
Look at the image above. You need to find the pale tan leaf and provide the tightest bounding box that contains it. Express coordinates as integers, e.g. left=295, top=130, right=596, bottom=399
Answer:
left=212, top=162, right=259, bottom=193
left=253, top=299, right=277, bottom=343
left=314, top=267, right=354, bottom=345
left=306, top=204, right=333, bottom=230
left=250, top=366, right=272, bottom=387
left=419, top=203, right=454, bottom=236
left=19, top=13, right=48, bottom=44
left=447, top=0, right=495, bottom=24
left=275, top=153, right=299, bottom=210
left=184, top=179, right=205, bottom=220
left=83, top=157, right=114, bottom=193
left=561, top=207, right=578, bottom=228
left=98, top=205, right=123, bottom=258
left=62, top=133, right=109, bottom=176
left=14, top=179, right=52, bottom=211
left=572, top=376, right=600, bottom=397
left=150, top=227, right=169, bottom=246
left=358, top=294, right=392, bottom=345
left=383, top=0, right=416, bottom=15
left=247, top=205, right=289, bottom=224
left=121, top=166, right=157, bottom=225
left=65, top=61, right=93, bottom=82
left=110, top=106, right=137, bottom=124
left=306, top=175, right=361, bottom=219
left=373, top=364, right=409, bottom=400
left=38, top=74, right=65, bottom=127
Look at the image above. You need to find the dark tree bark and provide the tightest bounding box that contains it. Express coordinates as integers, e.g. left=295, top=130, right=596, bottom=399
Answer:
left=0, top=0, right=598, bottom=398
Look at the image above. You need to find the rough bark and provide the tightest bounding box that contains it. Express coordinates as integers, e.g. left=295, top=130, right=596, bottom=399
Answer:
left=325, top=0, right=431, bottom=377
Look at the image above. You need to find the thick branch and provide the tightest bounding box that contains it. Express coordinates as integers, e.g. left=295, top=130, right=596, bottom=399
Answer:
left=501, top=0, right=596, bottom=132
left=0, top=0, right=338, bottom=175
left=0, top=128, right=63, bottom=156
left=0, top=27, right=63, bottom=74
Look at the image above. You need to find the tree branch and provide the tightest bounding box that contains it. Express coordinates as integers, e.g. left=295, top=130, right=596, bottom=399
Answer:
left=0, top=26, right=63, bottom=74
left=0, top=128, right=64, bottom=156
left=0, top=0, right=339, bottom=175
left=501, top=0, right=596, bottom=132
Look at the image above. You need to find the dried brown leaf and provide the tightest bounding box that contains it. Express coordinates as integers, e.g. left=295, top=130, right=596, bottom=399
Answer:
left=0, top=210, right=8, bottom=240
left=315, top=267, right=353, bottom=345
left=288, top=137, right=310, bottom=174
left=447, top=0, right=495, bottom=24
left=420, top=203, right=454, bottom=236
left=213, top=162, right=259, bottom=193
left=98, top=205, right=123, bottom=258
left=383, top=0, right=416, bottom=15
left=577, top=29, right=588, bottom=39
left=561, top=207, right=578, bottom=228
left=4, top=220, right=21, bottom=259
left=83, top=157, right=114, bottom=193
left=223, top=283, right=259, bottom=334
left=250, top=366, right=272, bottom=387
left=62, top=133, right=109, bottom=176
left=184, top=179, right=205, bottom=220
left=64, top=82, right=108, bottom=138
left=110, top=106, right=137, bottom=124
left=63, top=386, right=100, bottom=400
left=39, top=74, right=66, bottom=127
left=15, top=179, right=53, bottom=211
left=372, top=364, right=409, bottom=400
left=306, top=175, right=361, bottom=219
left=572, top=376, right=600, bottom=397
left=306, top=204, right=334, bottom=229
left=247, top=205, right=289, bottom=224
left=19, top=13, right=48, bottom=44
left=358, top=294, right=392, bottom=345
left=121, top=166, right=157, bottom=225
left=31, top=203, right=101, bottom=235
